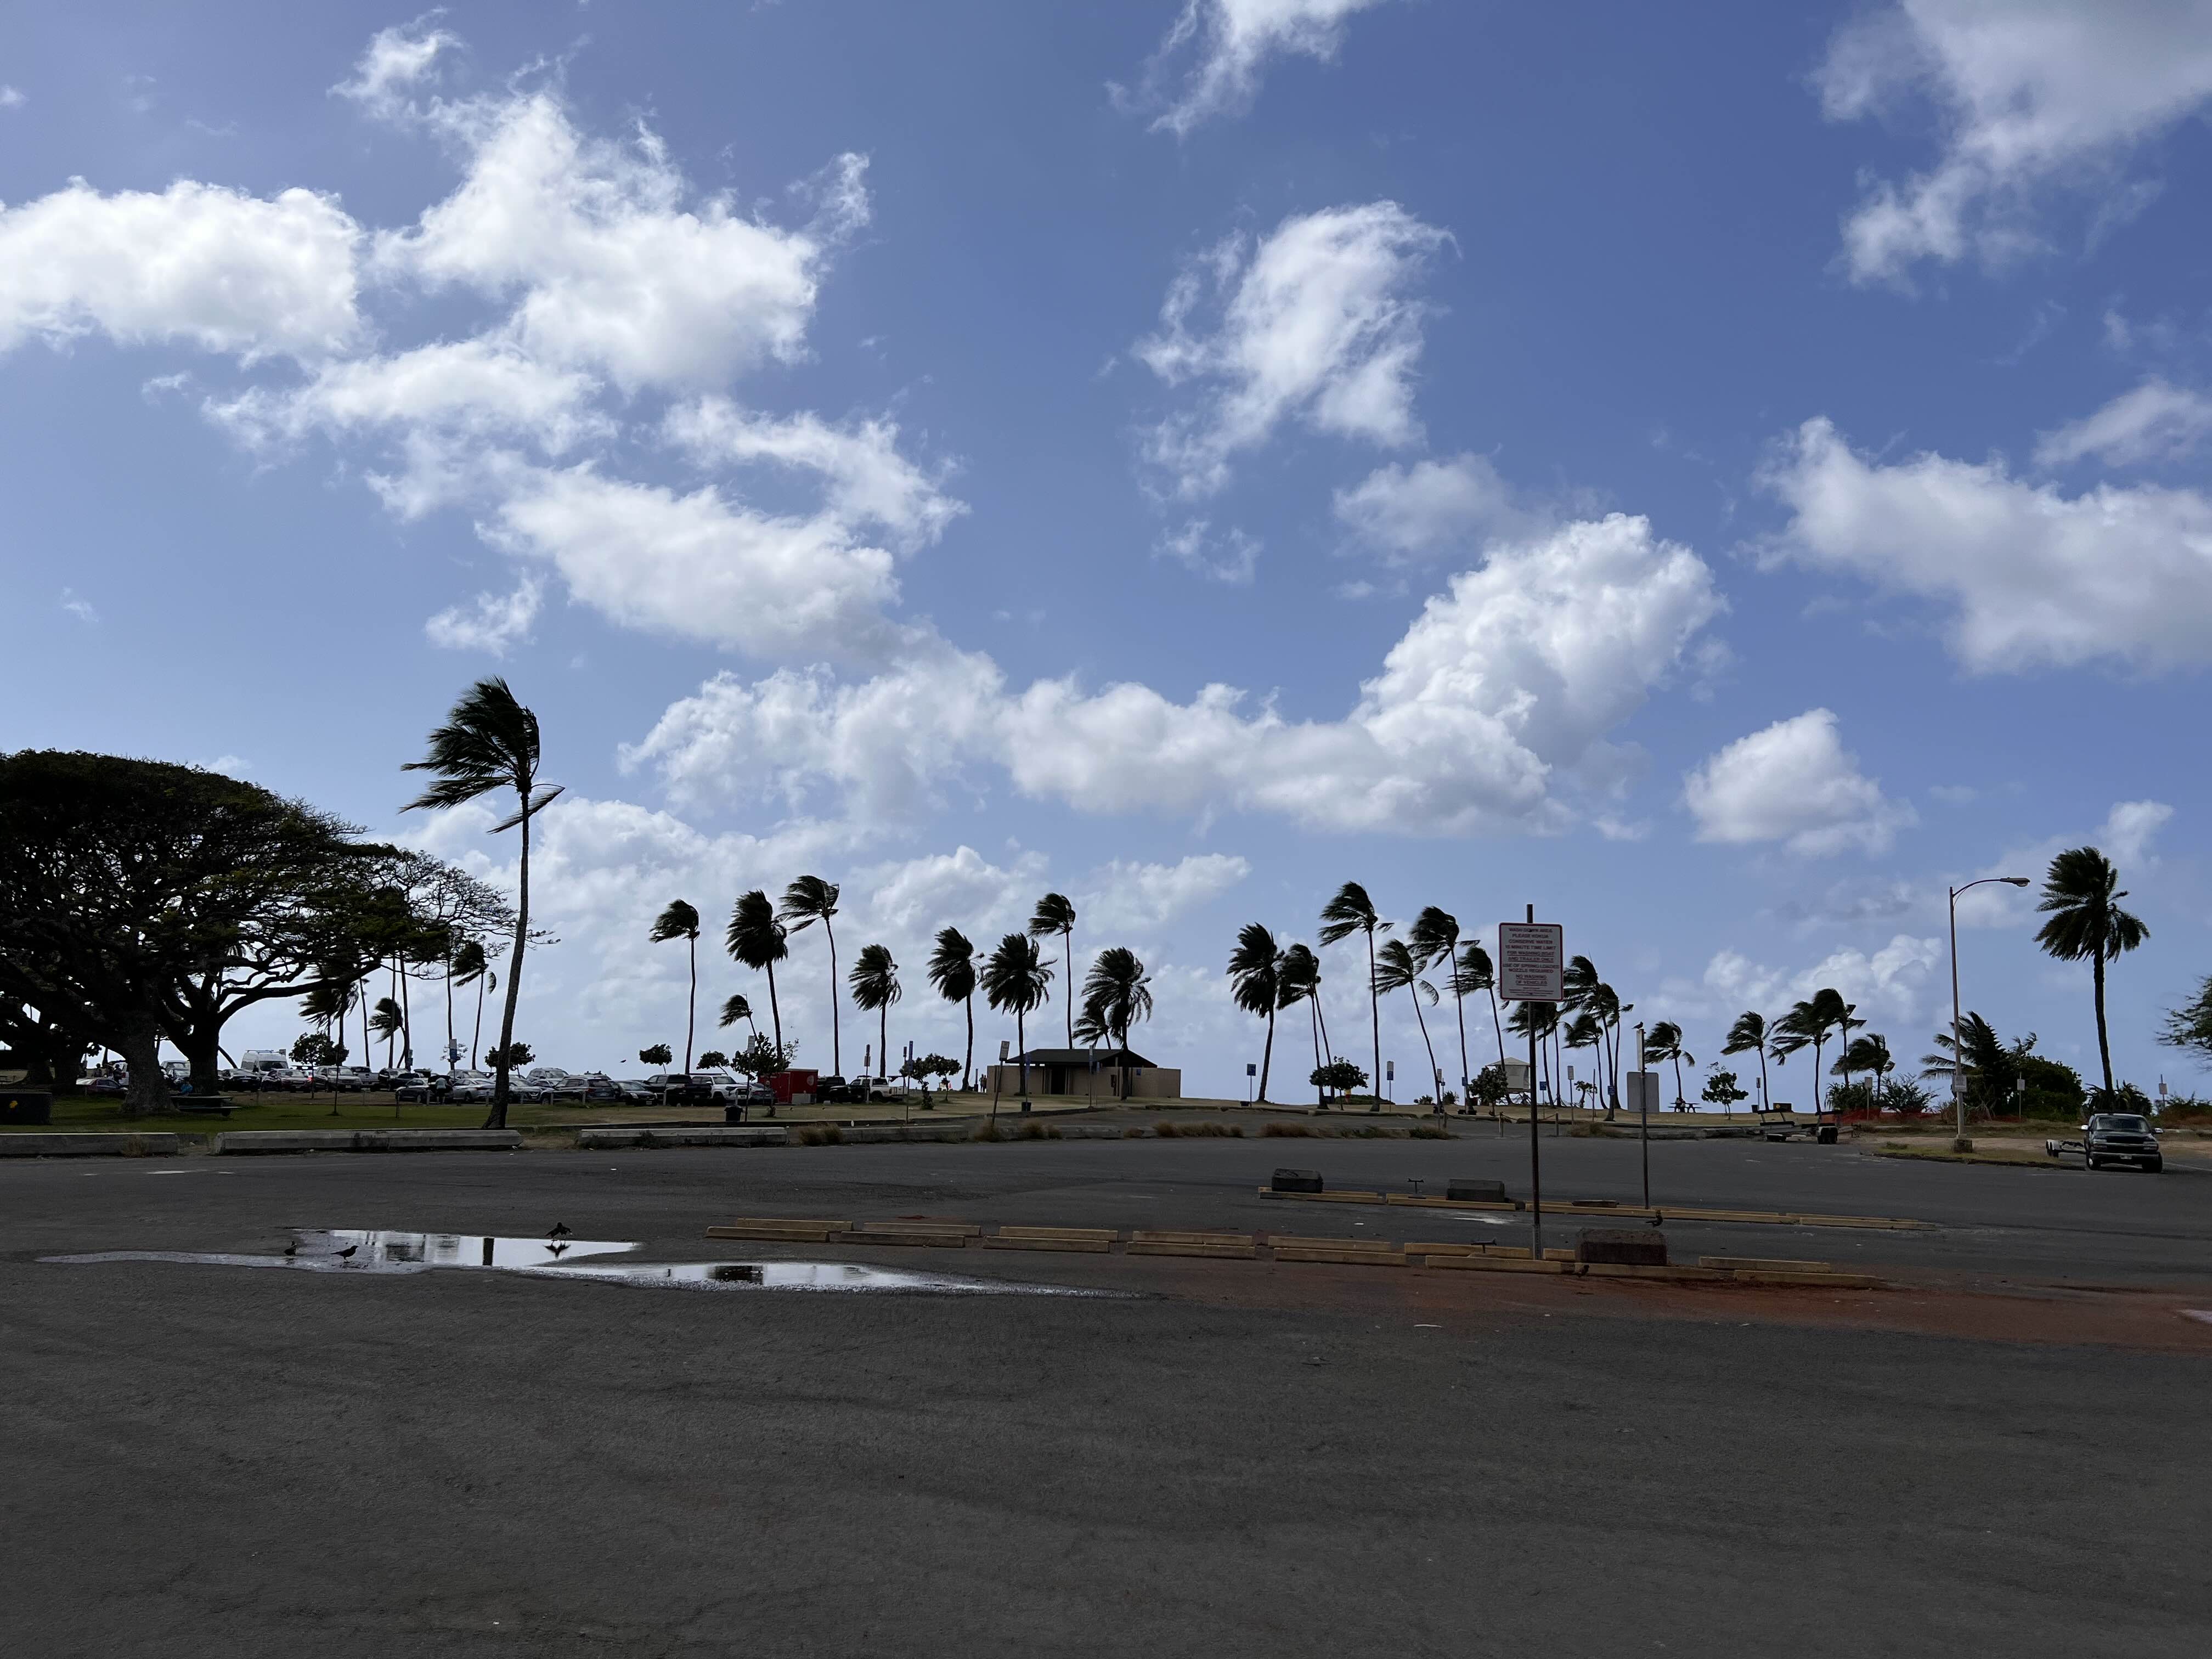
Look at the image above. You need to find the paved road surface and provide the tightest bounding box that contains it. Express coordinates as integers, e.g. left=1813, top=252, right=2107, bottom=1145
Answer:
left=4, top=1137, right=2209, bottom=1657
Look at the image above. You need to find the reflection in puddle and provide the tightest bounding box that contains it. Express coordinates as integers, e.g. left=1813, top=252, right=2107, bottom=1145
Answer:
left=42, top=1231, right=1118, bottom=1297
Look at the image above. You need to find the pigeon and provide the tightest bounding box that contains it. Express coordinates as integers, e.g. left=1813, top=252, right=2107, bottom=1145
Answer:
left=548, top=1222, right=572, bottom=1239
left=283, top=1243, right=298, bottom=1258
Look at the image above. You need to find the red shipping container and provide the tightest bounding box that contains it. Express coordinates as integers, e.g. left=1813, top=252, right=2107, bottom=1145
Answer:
left=767, top=1069, right=819, bottom=1104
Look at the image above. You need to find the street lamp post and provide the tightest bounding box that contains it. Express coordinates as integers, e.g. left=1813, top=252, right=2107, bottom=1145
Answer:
left=1948, top=876, right=2032, bottom=1151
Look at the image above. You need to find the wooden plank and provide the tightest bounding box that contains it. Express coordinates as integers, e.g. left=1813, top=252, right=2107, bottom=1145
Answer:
left=993, top=1226, right=1118, bottom=1244
left=1420, top=1255, right=1567, bottom=1275
left=1256, top=1188, right=1387, bottom=1204
left=1127, top=1240, right=1258, bottom=1259
left=1581, top=1263, right=1731, bottom=1282
left=849, top=1221, right=983, bottom=1237
left=1131, top=1229, right=1255, bottom=1245
left=983, top=1235, right=1113, bottom=1253
left=1271, top=1245, right=1409, bottom=1267
left=844, top=1230, right=973, bottom=1247
left=1260, top=1234, right=1398, bottom=1251
left=1699, top=1256, right=1834, bottom=1273
left=704, top=1221, right=851, bottom=1242
left=1733, top=1270, right=1880, bottom=1289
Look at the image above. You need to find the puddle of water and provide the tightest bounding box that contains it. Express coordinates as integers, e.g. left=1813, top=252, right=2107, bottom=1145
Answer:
left=42, top=1231, right=1121, bottom=1297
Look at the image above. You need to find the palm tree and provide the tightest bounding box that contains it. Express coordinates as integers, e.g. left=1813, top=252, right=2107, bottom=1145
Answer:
left=1722, top=1011, right=1773, bottom=1111
left=1408, top=907, right=1469, bottom=1101
left=1228, top=923, right=1288, bottom=1103
left=370, top=996, right=404, bottom=1071
left=1028, top=893, right=1079, bottom=1048
left=1837, top=1033, right=1894, bottom=1109
left=1643, top=1019, right=1693, bottom=1108
left=1080, top=946, right=1154, bottom=1101
left=718, top=992, right=758, bottom=1039
left=402, top=677, right=562, bottom=1129
left=1920, top=1012, right=2012, bottom=1111
left=1318, top=882, right=1389, bottom=1110
left=1775, top=989, right=1858, bottom=1114
left=778, top=876, right=843, bottom=1077
left=1564, top=1010, right=1604, bottom=1111
left=1506, top=998, right=1560, bottom=1111
left=1453, top=939, right=1505, bottom=1080
left=980, top=932, right=1052, bottom=1105
left=726, top=890, right=788, bottom=1054
left=650, top=899, right=702, bottom=1075
left=1374, top=938, right=1443, bottom=1105
left=927, top=927, right=978, bottom=1090
left=849, top=944, right=900, bottom=1081
left=1276, top=943, right=1323, bottom=1104
left=2034, top=845, right=2149, bottom=1098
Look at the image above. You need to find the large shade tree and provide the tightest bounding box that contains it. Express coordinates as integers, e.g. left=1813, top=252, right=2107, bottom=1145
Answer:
left=0, top=752, right=390, bottom=1115
left=2034, top=845, right=2148, bottom=1099
left=779, top=876, right=843, bottom=1077
left=402, top=678, right=562, bottom=1129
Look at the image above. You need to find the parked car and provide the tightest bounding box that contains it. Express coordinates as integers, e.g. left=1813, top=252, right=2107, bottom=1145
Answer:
left=324, top=1066, right=376, bottom=1093
left=391, top=1071, right=449, bottom=1104
left=642, top=1071, right=716, bottom=1107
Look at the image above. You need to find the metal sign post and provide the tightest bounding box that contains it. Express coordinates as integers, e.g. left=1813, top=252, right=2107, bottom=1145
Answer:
left=1498, top=911, right=1563, bottom=1260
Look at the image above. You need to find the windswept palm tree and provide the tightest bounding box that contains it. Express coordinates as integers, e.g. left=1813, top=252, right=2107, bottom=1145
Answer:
left=2035, top=845, right=2149, bottom=1098
left=1920, top=1012, right=2012, bottom=1109
left=849, top=944, right=900, bottom=1081
left=1276, top=943, right=1324, bottom=1104
left=1228, top=923, right=1287, bottom=1104
left=650, top=899, right=702, bottom=1075
left=1028, top=893, right=1079, bottom=1048
left=402, top=677, right=562, bottom=1128
left=927, top=927, right=978, bottom=1090
left=1643, top=1019, right=1692, bottom=1108
left=1506, top=998, right=1560, bottom=1110
left=1722, top=1010, right=1773, bottom=1111
left=1374, top=938, right=1443, bottom=1107
left=1564, top=1010, right=1604, bottom=1110
left=1453, top=939, right=1505, bottom=1080
left=1318, top=882, right=1389, bottom=1109
left=1080, top=946, right=1154, bottom=1101
left=980, top=933, right=1052, bottom=1106
left=726, top=890, right=788, bottom=1055
left=370, top=996, right=404, bottom=1071
left=1409, top=907, right=1470, bottom=1102
left=717, top=993, right=758, bottom=1039
left=1837, top=1032, right=1893, bottom=1108
left=1775, top=989, right=1858, bottom=1114
left=779, top=876, right=843, bottom=1077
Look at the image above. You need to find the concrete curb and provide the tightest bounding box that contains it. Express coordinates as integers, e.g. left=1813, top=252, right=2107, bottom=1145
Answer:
left=0, top=1131, right=183, bottom=1158
left=212, top=1130, right=523, bottom=1154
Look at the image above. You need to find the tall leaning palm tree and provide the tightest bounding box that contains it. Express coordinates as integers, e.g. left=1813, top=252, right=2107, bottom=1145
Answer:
left=1454, top=939, right=1505, bottom=1078
left=1408, top=906, right=1469, bottom=1102
left=1228, top=923, right=1287, bottom=1104
left=927, top=927, right=978, bottom=1089
left=1374, top=938, right=1443, bottom=1105
left=1643, top=1019, right=1692, bottom=1109
left=2035, top=845, right=2149, bottom=1099
left=402, top=677, right=561, bottom=1129
left=1775, top=988, right=1857, bottom=1114
left=718, top=994, right=758, bottom=1039
left=1722, top=1010, right=1773, bottom=1111
left=726, top=890, right=788, bottom=1056
left=980, top=932, right=1052, bottom=1107
left=1080, top=946, right=1154, bottom=1101
left=1028, top=893, right=1078, bottom=1048
left=779, top=876, right=843, bottom=1077
left=450, top=939, right=489, bottom=1069
left=849, top=944, right=900, bottom=1081
left=1318, top=882, right=1389, bottom=1109
left=650, top=899, right=702, bottom=1075
left=1276, top=943, right=1322, bottom=1105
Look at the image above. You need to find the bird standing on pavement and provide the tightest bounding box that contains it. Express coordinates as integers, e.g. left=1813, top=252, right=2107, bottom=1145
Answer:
left=548, top=1222, right=571, bottom=1239
left=335, top=1244, right=358, bottom=1261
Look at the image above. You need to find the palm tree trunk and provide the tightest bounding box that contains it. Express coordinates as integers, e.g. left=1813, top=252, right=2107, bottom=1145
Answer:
left=1365, top=928, right=1380, bottom=1110
left=962, top=992, right=973, bottom=1091
left=1259, top=1003, right=1275, bottom=1103
left=397, top=956, right=413, bottom=1070
left=363, top=974, right=374, bottom=1075
left=1017, top=1007, right=1028, bottom=1095
left=1757, top=1045, right=1769, bottom=1111
left=2093, top=953, right=2114, bottom=1097
left=1407, top=985, right=1438, bottom=1107
left=471, top=972, right=486, bottom=1069
left=1810, top=1037, right=1825, bottom=1118
left=684, top=932, right=696, bottom=1076
left=1672, top=1052, right=1684, bottom=1109
left=444, top=953, right=455, bottom=1079
left=878, top=1002, right=888, bottom=1082
left=1310, top=997, right=1324, bottom=1106
left=765, top=962, right=782, bottom=1055
left=825, top=919, right=840, bottom=1077
left=487, top=800, right=531, bottom=1131
left=1452, top=979, right=1469, bottom=1108
left=1062, top=927, right=1074, bottom=1048
left=1488, top=988, right=1506, bottom=1071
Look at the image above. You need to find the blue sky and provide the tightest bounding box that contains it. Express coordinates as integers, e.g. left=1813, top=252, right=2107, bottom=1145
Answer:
left=5, top=1, right=2211, bottom=1098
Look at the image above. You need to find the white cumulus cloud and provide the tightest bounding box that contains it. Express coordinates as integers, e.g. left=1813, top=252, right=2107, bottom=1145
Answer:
left=2033, top=378, right=2212, bottom=470
left=1760, top=415, right=2212, bottom=673
left=0, top=179, right=360, bottom=360
left=1684, top=708, right=1914, bottom=856
left=424, top=576, right=543, bottom=656
left=1818, top=0, right=2212, bottom=284
left=1137, top=202, right=1451, bottom=498
left=1333, top=453, right=1534, bottom=563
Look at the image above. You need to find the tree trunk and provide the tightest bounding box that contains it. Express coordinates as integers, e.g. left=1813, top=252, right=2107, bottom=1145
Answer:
left=962, top=992, right=973, bottom=1091
left=2093, top=953, right=2114, bottom=1098
left=825, top=919, right=840, bottom=1077
left=1408, top=985, right=1438, bottom=1109
left=1310, top=997, right=1324, bottom=1106
left=684, top=932, right=696, bottom=1076
left=1488, top=988, right=1506, bottom=1071
left=117, top=1006, right=167, bottom=1119
left=1259, top=1004, right=1275, bottom=1103
left=878, top=1002, right=888, bottom=1082
left=1365, top=929, right=1380, bottom=1110
left=1757, top=1044, right=1769, bottom=1110
left=178, top=1026, right=224, bottom=1094
left=1452, top=977, right=1469, bottom=1109
left=1016, top=1007, right=1028, bottom=1095
left=397, top=955, right=413, bottom=1071
left=471, top=973, right=486, bottom=1069
left=1811, top=1038, right=1825, bottom=1117
left=1063, top=928, right=1074, bottom=1048
left=444, top=953, right=456, bottom=1078
left=487, top=802, right=531, bottom=1131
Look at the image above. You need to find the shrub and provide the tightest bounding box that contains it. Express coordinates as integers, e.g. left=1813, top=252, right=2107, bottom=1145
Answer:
left=972, top=1121, right=1003, bottom=1142
left=798, top=1124, right=843, bottom=1146
left=1408, top=1122, right=1449, bottom=1139
left=1262, top=1122, right=1316, bottom=1137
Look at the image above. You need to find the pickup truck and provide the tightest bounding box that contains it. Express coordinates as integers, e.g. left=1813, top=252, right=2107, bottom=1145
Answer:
left=2045, top=1113, right=2164, bottom=1172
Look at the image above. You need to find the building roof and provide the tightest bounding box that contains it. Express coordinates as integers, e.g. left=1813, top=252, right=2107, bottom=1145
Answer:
left=1007, top=1047, right=1157, bottom=1068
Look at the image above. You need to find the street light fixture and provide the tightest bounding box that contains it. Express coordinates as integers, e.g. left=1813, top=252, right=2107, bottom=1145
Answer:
left=1948, top=876, right=2032, bottom=1150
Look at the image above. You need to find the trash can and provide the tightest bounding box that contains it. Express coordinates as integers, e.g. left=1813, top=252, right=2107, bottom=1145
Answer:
left=0, top=1087, right=54, bottom=1126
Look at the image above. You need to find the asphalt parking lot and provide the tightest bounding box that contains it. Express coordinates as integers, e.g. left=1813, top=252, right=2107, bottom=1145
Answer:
left=4, top=1134, right=2210, bottom=1658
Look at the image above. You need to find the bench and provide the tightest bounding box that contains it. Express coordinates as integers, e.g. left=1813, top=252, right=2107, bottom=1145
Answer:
left=169, top=1095, right=236, bottom=1117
